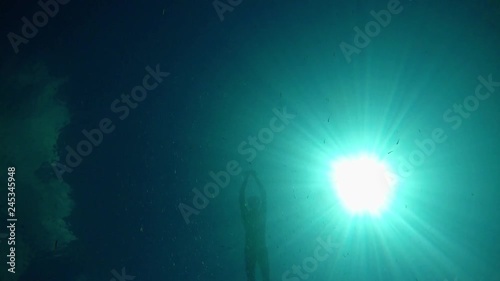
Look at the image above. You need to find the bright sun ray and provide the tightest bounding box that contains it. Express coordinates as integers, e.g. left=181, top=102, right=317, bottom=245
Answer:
left=330, top=154, right=397, bottom=215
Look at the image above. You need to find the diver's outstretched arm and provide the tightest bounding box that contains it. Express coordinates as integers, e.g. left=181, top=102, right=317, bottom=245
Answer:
left=253, top=172, right=266, bottom=212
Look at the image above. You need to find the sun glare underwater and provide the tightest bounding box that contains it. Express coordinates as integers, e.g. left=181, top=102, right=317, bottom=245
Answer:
left=330, top=154, right=397, bottom=216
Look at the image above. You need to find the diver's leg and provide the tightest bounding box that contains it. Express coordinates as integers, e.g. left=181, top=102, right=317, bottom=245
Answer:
left=245, top=244, right=256, bottom=281
left=257, top=246, right=270, bottom=281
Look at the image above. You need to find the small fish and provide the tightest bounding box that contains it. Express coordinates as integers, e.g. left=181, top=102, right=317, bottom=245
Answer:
left=396, top=139, right=400, bottom=145
left=387, top=151, right=393, bottom=154
left=54, top=240, right=58, bottom=251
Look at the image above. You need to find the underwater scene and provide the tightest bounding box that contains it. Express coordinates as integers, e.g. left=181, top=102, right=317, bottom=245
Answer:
left=0, top=0, right=499, bottom=280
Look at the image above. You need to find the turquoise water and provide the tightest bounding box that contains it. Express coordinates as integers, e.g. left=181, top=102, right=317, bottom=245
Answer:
left=0, top=0, right=499, bottom=280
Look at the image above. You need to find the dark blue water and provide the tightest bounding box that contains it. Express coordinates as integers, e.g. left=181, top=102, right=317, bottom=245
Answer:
left=0, top=1, right=499, bottom=280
